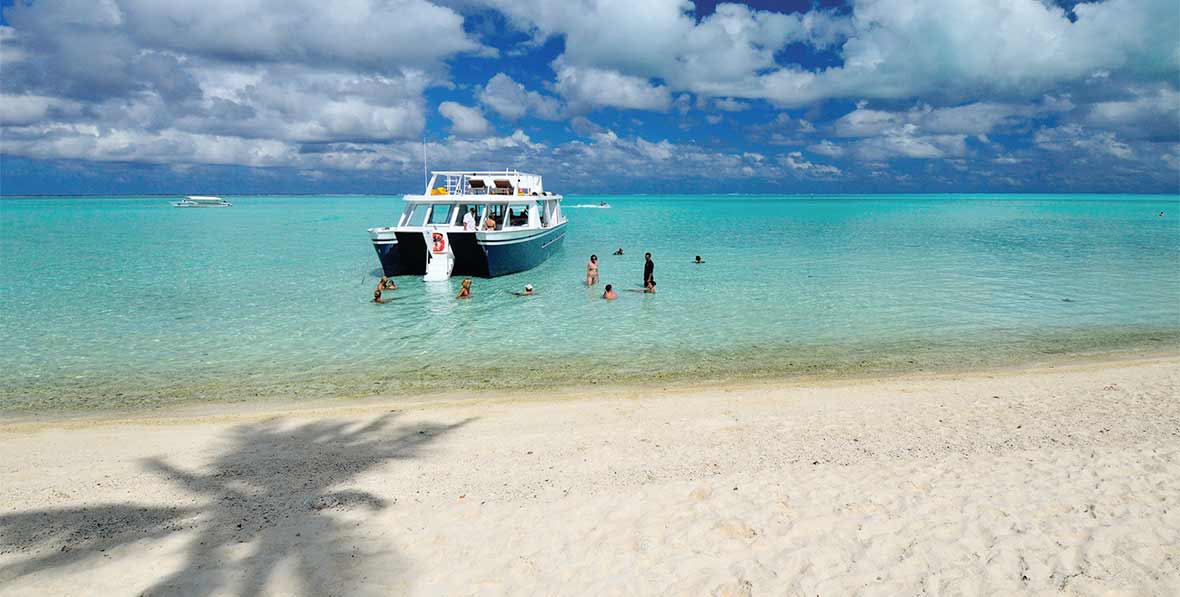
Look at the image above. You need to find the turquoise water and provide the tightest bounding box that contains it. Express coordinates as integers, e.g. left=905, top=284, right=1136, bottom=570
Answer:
left=1, top=194, right=1178, bottom=411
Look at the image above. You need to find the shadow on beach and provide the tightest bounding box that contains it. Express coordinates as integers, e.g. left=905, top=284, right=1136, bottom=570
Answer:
left=0, top=413, right=471, bottom=595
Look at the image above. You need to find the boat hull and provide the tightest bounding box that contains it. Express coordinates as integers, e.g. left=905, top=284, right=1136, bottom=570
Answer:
left=375, top=223, right=566, bottom=278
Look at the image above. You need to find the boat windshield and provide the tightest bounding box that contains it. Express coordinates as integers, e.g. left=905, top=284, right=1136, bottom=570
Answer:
left=427, top=204, right=454, bottom=226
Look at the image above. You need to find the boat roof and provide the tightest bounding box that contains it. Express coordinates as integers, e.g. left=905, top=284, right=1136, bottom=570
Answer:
left=430, top=170, right=540, bottom=178
left=403, top=193, right=562, bottom=203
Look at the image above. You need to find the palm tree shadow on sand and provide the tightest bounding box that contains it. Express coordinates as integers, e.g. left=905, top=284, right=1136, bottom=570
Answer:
left=0, top=413, right=471, bottom=595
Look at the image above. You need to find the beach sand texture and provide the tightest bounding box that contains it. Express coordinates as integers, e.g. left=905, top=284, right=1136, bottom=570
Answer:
left=1, top=357, right=1177, bottom=595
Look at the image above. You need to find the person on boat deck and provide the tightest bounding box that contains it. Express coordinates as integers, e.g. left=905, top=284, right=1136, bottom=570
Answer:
left=372, top=289, right=385, bottom=304
left=378, top=276, right=397, bottom=291
left=694, top=255, right=704, bottom=264
left=457, top=278, right=472, bottom=299
left=586, top=254, right=599, bottom=286
left=463, top=207, right=478, bottom=231
left=643, top=252, right=655, bottom=288
left=602, top=284, right=617, bottom=300
left=483, top=214, right=497, bottom=230
left=613, top=248, right=624, bottom=256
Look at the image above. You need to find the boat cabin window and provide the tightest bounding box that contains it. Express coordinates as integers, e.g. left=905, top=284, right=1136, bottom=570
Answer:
left=427, top=204, right=454, bottom=226
left=404, top=203, right=430, bottom=227
left=483, top=204, right=507, bottom=230
left=455, top=203, right=480, bottom=228
left=505, top=203, right=532, bottom=229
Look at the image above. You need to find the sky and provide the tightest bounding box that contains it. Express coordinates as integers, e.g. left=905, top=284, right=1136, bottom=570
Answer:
left=0, top=0, right=1178, bottom=195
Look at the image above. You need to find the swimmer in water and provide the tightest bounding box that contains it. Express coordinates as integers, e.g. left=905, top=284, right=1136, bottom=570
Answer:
left=694, top=255, right=704, bottom=264
left=613, top=248, right=624, bottom=256
left=378, top=276, right=397, bottom=290
left=586, top=254, right=599, bottom=286
left=457, top=278, right=472, bottom=299
left=511, top=284, right=535, bottom=297
left=372, top=289, right=385, bottom=303
left=602, top=284, right=617, bottom=300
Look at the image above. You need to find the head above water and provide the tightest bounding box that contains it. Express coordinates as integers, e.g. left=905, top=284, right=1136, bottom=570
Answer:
left=694, top=255, right=702, bottom=262
left=525, top=284, right=533, bottom=292
left=461, top=278, right=472, bottom=289
left=645, top=252, right=652, bottom=260
left=605, top=284, right=613, bottom=291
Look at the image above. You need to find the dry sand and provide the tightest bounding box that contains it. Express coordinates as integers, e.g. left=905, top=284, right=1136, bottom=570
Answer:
left=1, top=356, right=1178, bottom=595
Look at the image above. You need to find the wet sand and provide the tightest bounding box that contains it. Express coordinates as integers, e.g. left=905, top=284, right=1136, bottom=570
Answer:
left=1, top=356, right=1178, bottom=595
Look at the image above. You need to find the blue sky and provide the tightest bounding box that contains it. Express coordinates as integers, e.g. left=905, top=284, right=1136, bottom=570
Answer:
left=1, top=0, right=1177, bottom=195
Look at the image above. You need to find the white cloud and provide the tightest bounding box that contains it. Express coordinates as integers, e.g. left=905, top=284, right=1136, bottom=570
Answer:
left=834, top=99, right=1065, bottom=138
left=438, top=102, right=493, bottom=138
left=713, top=98, right=750, bottom=112
left=0, top=94, right=82, bottom=126
left=1035, top=125, right=1134, bottom=159
left=117, top=0, right=486, bottom=71
left=553, top=61, right=671, bottom=112
left=1, top=123, right=296, bottom=167
left=808, top=140, right=845, bottom=158
left=478, top=73, right=563, bottom=120
left=484, top=0, right=1177, bottom=109
left=1083, top=85, right=1180, bottom=140
left=781, top=151, right=843, bottom=177
left=846, top=124, right=968, bottom=161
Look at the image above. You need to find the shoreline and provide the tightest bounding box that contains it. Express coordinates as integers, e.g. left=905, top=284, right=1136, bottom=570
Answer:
left=1, top=352, right=1177, bottom=594
left=1, top=348, right=1176, bottom=428
left=2, top=338, right=1177, bottom=420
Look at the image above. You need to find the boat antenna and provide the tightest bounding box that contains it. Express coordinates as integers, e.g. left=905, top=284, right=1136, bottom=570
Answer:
left=422, top=135, right=427, bottom=191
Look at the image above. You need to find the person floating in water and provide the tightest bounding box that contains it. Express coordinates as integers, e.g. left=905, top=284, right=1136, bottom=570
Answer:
left=586, top=254, right=599, bottom=286
left=644, top=279, right=656, bottom=293
left=378, top=276, right=397, bottom=291
left=602, top=284, right=617, bottom=300
left=613, top=248, right=624, bottom=256
left=372, top=289, right=385, bottom=303
left=456, top=278, right=472, bottom=299
left=511, top=284, right=535, bottom=297
left=694, top=255, right=704, bottom=264
left=643, top=252, right=655, bottom=288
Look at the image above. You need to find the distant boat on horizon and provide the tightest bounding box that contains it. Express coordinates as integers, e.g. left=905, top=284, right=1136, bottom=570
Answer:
left=172, top=195, right=232, bottom=208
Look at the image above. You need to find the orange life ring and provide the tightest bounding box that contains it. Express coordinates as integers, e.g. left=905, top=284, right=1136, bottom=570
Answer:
left=432, top=232, right=446, bottom=253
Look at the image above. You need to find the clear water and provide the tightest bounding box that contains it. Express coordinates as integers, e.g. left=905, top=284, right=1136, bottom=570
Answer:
left=2, top=194, right=1178, bottom=411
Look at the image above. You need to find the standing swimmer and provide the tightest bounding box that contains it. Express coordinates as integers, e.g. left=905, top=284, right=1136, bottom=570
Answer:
left=586, top=254, right=599, bottom=286
left=643, top=252, right=655, bottom=288
left=457, top=278, right=472, bottom=299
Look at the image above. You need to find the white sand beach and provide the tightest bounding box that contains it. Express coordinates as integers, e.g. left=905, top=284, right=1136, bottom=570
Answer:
left=1, top=356, right=1178, bottom=595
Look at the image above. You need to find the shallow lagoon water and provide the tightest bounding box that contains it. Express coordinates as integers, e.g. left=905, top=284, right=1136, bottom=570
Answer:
left=1, top=194, right=1178, bottom=410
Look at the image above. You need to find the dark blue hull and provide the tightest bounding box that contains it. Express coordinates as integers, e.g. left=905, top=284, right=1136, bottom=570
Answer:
left=375, top=224, right=566, bottom=278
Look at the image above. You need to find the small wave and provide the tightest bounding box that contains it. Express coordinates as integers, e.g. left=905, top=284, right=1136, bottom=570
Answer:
left=567, top=204, right=611, bottom=209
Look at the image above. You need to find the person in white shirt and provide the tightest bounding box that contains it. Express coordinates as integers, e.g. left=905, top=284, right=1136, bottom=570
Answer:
left=462, top=207, right=477, bottom=231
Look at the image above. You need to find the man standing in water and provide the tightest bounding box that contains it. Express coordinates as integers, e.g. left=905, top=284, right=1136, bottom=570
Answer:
left=643, top=252, right=655, bottom=288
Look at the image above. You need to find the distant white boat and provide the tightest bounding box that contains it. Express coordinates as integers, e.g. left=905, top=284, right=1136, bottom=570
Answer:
left=172, top=195, right=232, bottom=208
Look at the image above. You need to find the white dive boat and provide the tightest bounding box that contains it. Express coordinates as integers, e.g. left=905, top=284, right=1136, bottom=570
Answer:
left=367, top=170, right=567, bottom=281
left=172, top=195, right=232, bottom=208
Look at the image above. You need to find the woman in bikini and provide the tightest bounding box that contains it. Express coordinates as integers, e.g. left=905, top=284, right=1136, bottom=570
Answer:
left=586, top=254, right=599, bottom=286
left=456, top=278, right=472, bottom=299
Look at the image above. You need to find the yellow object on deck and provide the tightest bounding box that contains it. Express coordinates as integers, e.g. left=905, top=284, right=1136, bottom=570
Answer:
left=431, top=187, right=449, bottom=195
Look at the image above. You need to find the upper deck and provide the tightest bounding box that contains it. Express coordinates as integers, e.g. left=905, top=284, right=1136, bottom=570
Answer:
left=407, top=170, right=559, bottom=202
